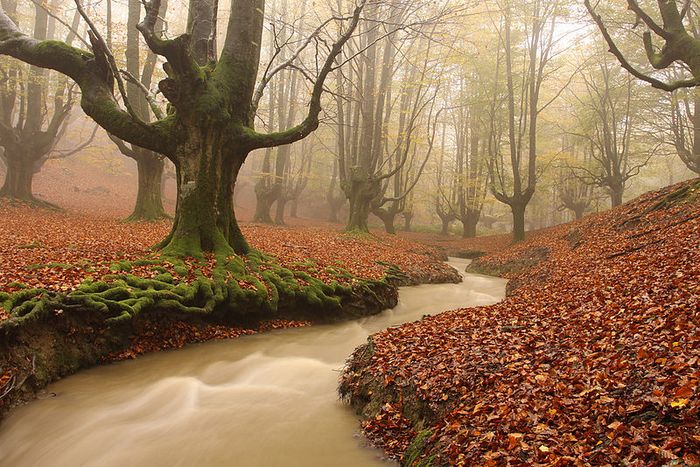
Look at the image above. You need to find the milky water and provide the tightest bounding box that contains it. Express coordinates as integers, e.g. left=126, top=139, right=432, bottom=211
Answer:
left=0, top=258, right=506, bottom=467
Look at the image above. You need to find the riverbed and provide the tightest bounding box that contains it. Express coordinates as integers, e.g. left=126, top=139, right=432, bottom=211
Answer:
left=0, top=258, right=506, bottom=466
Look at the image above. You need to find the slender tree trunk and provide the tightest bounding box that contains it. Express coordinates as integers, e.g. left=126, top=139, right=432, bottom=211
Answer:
left=440, top=217, right=451, bottom=236
left=574, top=206, right=585, bottom=220
left=511, top=202, right=527, bottom=243
left=290, top=198, right=298, bottom=218
left=129, top=155, right=167, bottom=221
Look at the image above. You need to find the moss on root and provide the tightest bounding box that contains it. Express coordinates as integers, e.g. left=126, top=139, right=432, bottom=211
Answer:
left=0, top=252, right=395, bottom=331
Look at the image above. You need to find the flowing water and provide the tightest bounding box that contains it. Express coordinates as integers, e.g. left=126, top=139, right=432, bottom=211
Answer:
left=0, top=258, right=506, bottom=466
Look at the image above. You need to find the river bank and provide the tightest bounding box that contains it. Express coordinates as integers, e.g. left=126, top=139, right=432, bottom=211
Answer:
left=0, top=201, right=459, bottom=422
left=341, top=179, right=700, bottom=465
left=0, top=258, right=504, bottom=466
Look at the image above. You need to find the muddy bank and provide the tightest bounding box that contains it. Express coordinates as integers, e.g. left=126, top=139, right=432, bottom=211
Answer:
left=0, top=263, right=459, bottom=423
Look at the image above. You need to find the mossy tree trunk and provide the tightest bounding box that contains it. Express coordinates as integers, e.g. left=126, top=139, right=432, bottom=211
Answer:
left=130, top=153, right=166, bottom=221
left=110, top=0, right=168, bottom=222
left=344, top=171, right=380, bottom=232
left=0, top=0, right=365, bottom=257
left=254, top=183, right=277, bottom=223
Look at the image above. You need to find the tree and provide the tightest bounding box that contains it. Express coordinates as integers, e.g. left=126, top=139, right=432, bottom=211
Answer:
left=108, top=0, right=168, bottom=221
left=557, top=136, right=594, bottom=220
left=668, top=87, right=700, bottom=173
left=0, top=0, right=78, bottom=202
left=0, top=0, right=365, bottom=257
left=585, top=0, right=700, bottom=174
left=335, top=1, right=443, bottom=232
left=569, top=57, right=654, bottom=207
left=488, top=0, right=563, bottom=242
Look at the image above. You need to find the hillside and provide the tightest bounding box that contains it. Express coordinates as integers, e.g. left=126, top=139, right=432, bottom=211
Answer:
left=341, top=179, right=700, bottom=465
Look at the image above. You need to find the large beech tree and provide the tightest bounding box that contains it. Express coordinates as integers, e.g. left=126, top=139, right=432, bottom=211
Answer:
left=0, top=0, right=365, bottom=256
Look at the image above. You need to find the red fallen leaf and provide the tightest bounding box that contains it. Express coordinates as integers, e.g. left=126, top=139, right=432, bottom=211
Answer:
left=507, top=433, right=523, bottom=450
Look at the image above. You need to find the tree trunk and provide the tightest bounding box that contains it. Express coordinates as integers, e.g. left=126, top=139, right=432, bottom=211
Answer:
left=128, top=155, right=167, bottom=221
left=274, top=196, right=287, bottom=225
left=159, top=136, right=249, bottom=257
left=0, top=155, right=36, bottom=200
left=403, top=212, right=412, bottom=232
left=511, top=202, right=527, bottom=243
left=253, top=182, right=276, bottom=224
left=290, top=198, right=298, bottom=218
left=347, top=192, right=372, bottom=231
left=610, top=186, right=624, bottom=208
left=462, top=210, right=479, bottom=238
left=574, top=205, right=585, bottom=220
left=440, top=217, right=451, bottom=236
left=377, top=211, right=396, bottom=234
left=344, top=174, right=379, bottom=232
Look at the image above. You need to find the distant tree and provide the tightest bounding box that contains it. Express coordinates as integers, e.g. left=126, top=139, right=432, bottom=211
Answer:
left=488, top=0, right=563, bottom=242
left=569, top=58, right=654, bottom=207
left=108, top=0, right=168, bottom=221
left=0, top=0, right=84, bottom=202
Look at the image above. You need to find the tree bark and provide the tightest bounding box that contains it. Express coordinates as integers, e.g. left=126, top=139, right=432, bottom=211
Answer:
left=462, top=210, right=480, bottom=238
left=511, top=202, right=527, bottom=243
left=440, top=217, right=451, bottom=236
left=610, top=185, right=624, bottom=208
left=129, top=155, right=167, bottom=221
left=254, top=184, right=276, bottom=224
left=158, top=131, right=249, bottom=256
left=0, top=155, right=36, bottom=200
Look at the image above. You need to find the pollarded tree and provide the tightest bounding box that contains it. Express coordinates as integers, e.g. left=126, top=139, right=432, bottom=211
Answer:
left=108, top=0, right=168, bottom=222
left=0, top=0, right=78, bottom=202
left=569, top=57, right=654, bottom=207
left=488, top=0, right=564, bottom=242
left=557, top=136, right=594, bottom=220
left=0, top=0, right=365, bottom=257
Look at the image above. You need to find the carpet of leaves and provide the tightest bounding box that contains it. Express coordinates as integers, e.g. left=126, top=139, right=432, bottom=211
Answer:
left=0, top=200, right=452, bottom=310
left=344, top=180, right=700, bottom=465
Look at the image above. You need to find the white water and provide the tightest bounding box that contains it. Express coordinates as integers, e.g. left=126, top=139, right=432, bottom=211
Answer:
left=0, top=259, right=506, bottom=466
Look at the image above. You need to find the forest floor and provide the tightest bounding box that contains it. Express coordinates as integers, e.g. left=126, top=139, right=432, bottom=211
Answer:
left=341, top=178, right=700, bottom=466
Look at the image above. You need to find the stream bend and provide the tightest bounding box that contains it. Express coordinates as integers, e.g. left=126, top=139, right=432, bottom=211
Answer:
left=0, top=258, right=506, bottom=466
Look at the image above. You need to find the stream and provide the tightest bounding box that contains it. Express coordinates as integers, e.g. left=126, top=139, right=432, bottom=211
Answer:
left=0, top=258, right=506, bottom=466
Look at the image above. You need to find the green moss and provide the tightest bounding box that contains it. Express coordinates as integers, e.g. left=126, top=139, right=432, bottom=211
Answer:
left=26, top=262, right=74, bottom=270
left=109, top=261, right=133, bottom=272
left=153, top=273, right=174, bottom=284
left=403, top=429, right=436, bottom=467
